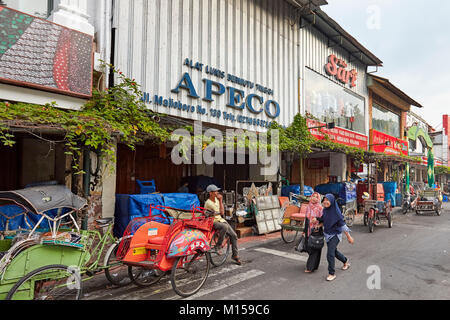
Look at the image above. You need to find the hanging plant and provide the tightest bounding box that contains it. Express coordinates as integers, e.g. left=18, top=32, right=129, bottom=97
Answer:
left=0, top=63, right=170, bottom=174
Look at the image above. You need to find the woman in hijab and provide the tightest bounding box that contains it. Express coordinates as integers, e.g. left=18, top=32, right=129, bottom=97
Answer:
left=317, top=194, right=354, bottom=282
left=302, top=192, right=324, bottom=273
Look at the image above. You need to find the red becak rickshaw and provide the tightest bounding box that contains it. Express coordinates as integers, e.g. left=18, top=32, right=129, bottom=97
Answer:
left=116, top=205, right=218, bottom=298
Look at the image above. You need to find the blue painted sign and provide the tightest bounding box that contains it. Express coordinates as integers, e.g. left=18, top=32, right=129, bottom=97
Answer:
left=141, top=58, right=282, bottom=129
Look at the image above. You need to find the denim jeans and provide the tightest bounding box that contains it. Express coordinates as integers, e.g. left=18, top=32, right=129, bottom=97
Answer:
left=326, top=235, right=348, bottom=275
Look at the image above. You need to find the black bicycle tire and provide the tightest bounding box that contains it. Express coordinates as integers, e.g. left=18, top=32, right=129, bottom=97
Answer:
left=281, top=228, right=298, bottom=244
left=209, top=235, right=231, bottom=268
left=170, top=252, right=210, bottom=298
left=104, top=241, right=132, bottom=287
left=6, top=264, right=82, bottom=300
left=128, top=266, right=166, bottom=288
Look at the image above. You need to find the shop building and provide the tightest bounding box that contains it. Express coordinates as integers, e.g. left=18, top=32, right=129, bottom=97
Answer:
left=109, top=0, right=383, bottom=198
left=406, top=111, right=435, bottom=189
left=366, top=75, right=423, bottom=189
left=0, top=0, right=116, bottom=224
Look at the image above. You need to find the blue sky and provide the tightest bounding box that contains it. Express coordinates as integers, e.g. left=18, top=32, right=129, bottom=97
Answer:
left=322, top=0, right=450, bottom=130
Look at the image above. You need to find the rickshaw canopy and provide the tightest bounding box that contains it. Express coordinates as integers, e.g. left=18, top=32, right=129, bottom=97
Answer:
left=0, top=185, right=87, bottom=215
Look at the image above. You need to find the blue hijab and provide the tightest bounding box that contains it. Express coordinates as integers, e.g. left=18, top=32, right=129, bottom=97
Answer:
left=322, top=194, right=345, bottom=236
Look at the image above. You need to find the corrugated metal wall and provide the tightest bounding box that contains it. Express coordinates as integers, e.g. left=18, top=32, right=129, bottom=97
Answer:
left=114, top=0, right=369, bottom=133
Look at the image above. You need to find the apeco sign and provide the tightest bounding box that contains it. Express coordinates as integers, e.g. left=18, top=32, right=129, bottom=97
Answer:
left=325, top=55, right=358, bottom=88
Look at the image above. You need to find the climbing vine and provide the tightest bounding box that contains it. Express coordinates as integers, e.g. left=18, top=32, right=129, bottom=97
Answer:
left=0, top=63, right=170, bottom=174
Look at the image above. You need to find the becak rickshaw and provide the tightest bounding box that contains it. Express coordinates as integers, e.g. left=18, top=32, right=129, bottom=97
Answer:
left=362, top=192, right=393, bottom=233
left=0, top=185, right=131, bottom=300
left=117, top=205, right=216, bottom=298
left=416, top=189, right=443, bottom=216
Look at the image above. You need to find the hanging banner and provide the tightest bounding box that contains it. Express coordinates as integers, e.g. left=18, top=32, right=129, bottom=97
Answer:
left=370, top=129, right=408, bottom=156
left=307, top=119, right=368, bottom=150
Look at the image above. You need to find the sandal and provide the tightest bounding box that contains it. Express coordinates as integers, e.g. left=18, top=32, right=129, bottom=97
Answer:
left=342, top=262, right=351, bottom=271
left=232, top=256, right=242, bottom=265
left=326, top=275, right=337, bottom=281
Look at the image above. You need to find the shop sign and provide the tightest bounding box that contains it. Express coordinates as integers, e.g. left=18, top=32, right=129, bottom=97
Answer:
left=370, top=130, right=408, bottom=156
left=325, top=55, right=358, bottom=88
left=0, top=7, right=94, bottom=98
left=142, top=58, right=282, bottom=129
left=307, top=119, right=368, bottom=150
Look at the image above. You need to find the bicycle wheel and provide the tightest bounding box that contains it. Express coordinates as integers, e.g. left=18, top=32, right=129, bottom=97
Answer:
left=6, top=265, right=82, bottom=300
left=104, top=240, right=132, bottom=287
left=170, top=251, right=210, bottom=298
left=128, top=267, right=166, bottom=288
left=281, top=228, right=298, bottom=244
left=209, top=233, right=231, bottom=267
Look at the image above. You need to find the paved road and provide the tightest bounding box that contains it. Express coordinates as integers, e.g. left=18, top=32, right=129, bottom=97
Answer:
left=83, top=203, right=450, bottom=300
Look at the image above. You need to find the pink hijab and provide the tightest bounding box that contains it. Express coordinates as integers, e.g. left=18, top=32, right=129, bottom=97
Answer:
left=306, top=192, right=323, bottom=235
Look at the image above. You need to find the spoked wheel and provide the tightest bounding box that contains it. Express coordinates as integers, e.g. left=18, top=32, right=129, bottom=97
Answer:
left=281, top=228, right=298, bottom=244
left=170, top=251, right=210, bottom=298
left=387, top=212, right=393, bottom=228
left=128, top=267, right=166, bottom=288
left=344, top=210, right=356, bottom=227
left=209, top=233, right=231, bottom=268
left=402, top=204, right=409, bottom=215
left=363, top=213, right=369, bottom=226
left=6, top=265, right=82, bottom=300
left=104, top=240, right=132, bottom=287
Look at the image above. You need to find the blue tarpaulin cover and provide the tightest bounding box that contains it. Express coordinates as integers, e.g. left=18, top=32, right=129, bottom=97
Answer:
left=383, top=182, right=398, bottom=207
left=281, top=185, right=314, bottom=197
left=314, top=182, right=357, bottom=204
left=113, top=193, right=201, bottom=238
left=0, top=205, right=69, bottom=231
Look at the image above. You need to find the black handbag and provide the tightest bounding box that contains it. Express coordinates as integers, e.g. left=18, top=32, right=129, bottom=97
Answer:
left=308, top=231, right=324, bottom=250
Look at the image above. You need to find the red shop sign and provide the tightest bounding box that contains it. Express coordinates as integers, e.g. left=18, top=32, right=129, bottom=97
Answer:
left=325, top=55, right=358, bottom=88
left=307, top=119, right=368, bottom=150
left=370, top=130, right=408, bottom=156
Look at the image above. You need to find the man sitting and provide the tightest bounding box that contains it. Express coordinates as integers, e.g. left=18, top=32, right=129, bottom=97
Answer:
left=204, top=185, right=242, bottom=265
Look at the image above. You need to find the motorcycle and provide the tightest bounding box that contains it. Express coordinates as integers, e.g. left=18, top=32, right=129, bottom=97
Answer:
left=402, top=193, right=418, bottom=215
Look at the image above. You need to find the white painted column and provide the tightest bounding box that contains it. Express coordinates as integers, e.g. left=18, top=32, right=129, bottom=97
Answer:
left=330, top=153, right=347, bottom=182
left=49, top=0, right=95, bottom=36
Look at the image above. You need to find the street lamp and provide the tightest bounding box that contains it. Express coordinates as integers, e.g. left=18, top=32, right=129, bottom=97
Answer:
left=308, top=122, right=336, bottom=130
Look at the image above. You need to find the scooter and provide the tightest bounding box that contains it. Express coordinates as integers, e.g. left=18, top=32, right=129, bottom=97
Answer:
left=402, top=193, right=418, bottom=214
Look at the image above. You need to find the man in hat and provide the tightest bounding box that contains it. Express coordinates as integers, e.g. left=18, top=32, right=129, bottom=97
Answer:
left=205, top=185, right=242, bottom=265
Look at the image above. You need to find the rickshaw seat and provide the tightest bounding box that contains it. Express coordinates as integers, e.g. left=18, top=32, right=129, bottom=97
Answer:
left=148, top=236, right=165, bottom=245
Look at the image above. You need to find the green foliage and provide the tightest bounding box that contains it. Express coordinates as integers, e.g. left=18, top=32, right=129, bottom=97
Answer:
left=269, top=113, right=315, bottom=157
left=435, top=166, right=450, bottom=175
left=0, top=63, right=170, bottom=174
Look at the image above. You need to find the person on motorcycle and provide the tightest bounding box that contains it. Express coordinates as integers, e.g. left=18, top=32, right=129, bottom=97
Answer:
left=204, top=185, right=242, bottom=265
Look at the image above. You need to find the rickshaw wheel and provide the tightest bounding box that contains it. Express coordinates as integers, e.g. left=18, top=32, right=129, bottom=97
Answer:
left=363, top=213, right=368, bottom=226
left=171, top=251, right=211, bottom=298
left=387, top=213, right=393, bottom=228
left=104, top=240, right=133, bottom=287
left=209, top=233, right=231, bottom=268
left=281, top=228, right=298, bottom=244
left=6, top=265, right=83, bottom=300
left=129, top=267, right=166, bottom=288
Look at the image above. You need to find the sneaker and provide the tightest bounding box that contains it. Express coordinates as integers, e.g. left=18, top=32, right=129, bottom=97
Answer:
left=342, top=262, right=351, bottom=271
left=232, top=256, right=242, bottom=265
left=326, top=274, right=337, bottom=281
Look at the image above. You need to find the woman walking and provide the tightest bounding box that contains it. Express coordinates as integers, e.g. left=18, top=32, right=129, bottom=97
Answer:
left=318, top=194, right=354, bottom=282
left=302, top=192, right=324, bottom=273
